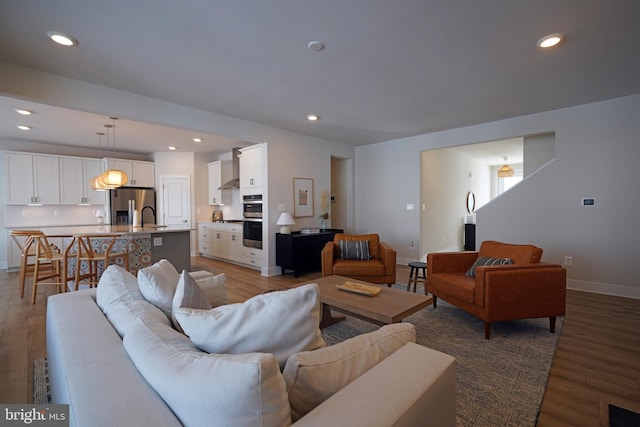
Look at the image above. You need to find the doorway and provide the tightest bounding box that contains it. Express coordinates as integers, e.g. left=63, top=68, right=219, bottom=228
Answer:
left=159, top=175, right=192, bottom=227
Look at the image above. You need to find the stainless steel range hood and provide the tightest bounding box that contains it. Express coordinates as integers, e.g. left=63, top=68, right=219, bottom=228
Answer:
left=219, top=147, right=241, bottom=189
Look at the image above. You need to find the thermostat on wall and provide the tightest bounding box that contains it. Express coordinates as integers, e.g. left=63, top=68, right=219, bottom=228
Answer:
left=581, top=198, right=595, bottom=206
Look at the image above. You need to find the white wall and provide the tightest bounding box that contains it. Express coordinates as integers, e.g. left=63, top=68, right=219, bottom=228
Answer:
left=357, top=94, right=640, bottom=299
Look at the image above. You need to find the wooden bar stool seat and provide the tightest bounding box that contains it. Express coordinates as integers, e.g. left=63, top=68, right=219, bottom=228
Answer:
left=10, top=230, right=58, bottom=298
left=31, top=235, right=71, bottom=304
left=74, top=234, right=129, bottom=289
left=407, top=261, right=428, bottom=293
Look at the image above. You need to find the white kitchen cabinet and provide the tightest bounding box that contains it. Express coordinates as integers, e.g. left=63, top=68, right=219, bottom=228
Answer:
left=198, top=223, right=214, bottom=256
left=243, top=246, right=264, bottom=269
left=105, top=158, right=155, bottom=187
left=5, top=152, right=60, bottom=205
left=208, top=161, right=222, bottom=205
left=211, top=229, right=230, bottom=259
left=239, top=144, right=265, bottom=195
left=227, top=223, right=243, bottom=263
left=59, top=157, right=106, bottom=205
left=207, top=160, right=232, bottom=205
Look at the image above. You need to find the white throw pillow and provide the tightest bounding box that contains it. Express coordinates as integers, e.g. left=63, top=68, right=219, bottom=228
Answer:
left=283, top=322, right=416, bottom=421
left=195, top=272, right=228, bottom=308
left=123, top=318, right=292, bottom=427
left=171, top=270, right=212, bottom=332
left=96, top=265, right=170, bottom=337
left=137, top=260, right=179, bottom=319
left=139, top=259, right=228, bottom=320
left=175, top=284, right=325, bottom=368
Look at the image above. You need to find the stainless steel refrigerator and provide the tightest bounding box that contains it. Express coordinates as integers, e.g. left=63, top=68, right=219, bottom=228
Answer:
left=108, top=187, right=156, bottom=226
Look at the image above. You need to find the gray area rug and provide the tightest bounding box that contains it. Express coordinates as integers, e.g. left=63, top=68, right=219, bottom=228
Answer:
left=33, top=357, right=50, bottom=404
left=322, top=284, right=563, bottom=427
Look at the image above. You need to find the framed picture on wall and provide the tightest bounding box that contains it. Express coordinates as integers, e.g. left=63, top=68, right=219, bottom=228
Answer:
left=293, top=178, right=314, bottom=217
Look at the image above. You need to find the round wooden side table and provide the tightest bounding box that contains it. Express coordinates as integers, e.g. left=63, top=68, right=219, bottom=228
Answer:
left=407, top=261, right=427, bottom=293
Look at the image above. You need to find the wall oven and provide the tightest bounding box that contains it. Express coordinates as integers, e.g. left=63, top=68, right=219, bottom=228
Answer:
left=243, top=194, right=263, bottom=249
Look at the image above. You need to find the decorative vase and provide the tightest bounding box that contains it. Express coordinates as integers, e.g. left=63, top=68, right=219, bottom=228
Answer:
left=321, top=219, right=326, bottom=231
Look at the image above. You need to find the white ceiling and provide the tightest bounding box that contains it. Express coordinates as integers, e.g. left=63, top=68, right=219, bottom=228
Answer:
left=0, top=1, right=639, bottom=159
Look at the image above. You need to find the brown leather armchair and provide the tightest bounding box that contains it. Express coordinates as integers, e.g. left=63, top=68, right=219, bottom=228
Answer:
left=321, top=233, right=396, bottom=285
left=427, top=240, right=566, bottom=339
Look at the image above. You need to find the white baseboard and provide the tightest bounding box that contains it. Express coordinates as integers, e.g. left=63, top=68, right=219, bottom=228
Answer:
left=567, top=279, right=640, bottom=300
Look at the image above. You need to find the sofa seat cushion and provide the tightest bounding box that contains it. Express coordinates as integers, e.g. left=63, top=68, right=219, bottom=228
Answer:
left=283, top=323, right=416, bottom=422
left=123, top=318, right=292, bottom=427
left=96, top=265, right=170, bottom=337
left=479, top=240, right=542, bottom=264
left=175, top=283, right=325, bottom=368
left=430, top=272, right=476, bottom=304
left=332, top=258, right=386, bottom=276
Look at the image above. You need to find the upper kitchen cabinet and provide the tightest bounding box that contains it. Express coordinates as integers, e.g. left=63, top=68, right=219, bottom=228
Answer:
left=59, top=157, right=106, bottom=205
left=207, top=160, right=232, bottom=205
left=5, top=152, right=60, bottom=205
left=104, top=158, right=155, bottom=187
left=239, top=144, right=265, bottom=195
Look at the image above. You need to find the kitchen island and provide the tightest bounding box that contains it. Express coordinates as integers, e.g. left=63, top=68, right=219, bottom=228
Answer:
left=39, top=225, right=193, bottom=275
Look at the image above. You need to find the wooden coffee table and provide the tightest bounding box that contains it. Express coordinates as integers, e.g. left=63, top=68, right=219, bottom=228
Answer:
left=304, top=275, right=433, bottom=328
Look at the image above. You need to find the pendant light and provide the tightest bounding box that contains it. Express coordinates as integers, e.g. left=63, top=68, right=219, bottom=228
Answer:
left=497, top=156, right=515, bottom=178
left=98, top=117, right=128, bottom=188
left=90, top=132, right=108, bottom=191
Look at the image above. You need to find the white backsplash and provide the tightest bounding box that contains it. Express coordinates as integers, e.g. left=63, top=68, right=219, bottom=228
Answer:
left=4, top=205, right=106, bottom=228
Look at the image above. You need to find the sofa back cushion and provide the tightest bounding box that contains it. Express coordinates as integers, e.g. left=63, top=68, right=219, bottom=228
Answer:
left=334, top=234, right=380, bottom=259
left=283, top=323, right=416, bottom=421
left=96, top=265, right=170, bottom=337
left=123, top=318, right=292, bottom=427
left=175, top=283, right=325, bottom=368
left=479, top=240, right=543, bottom=264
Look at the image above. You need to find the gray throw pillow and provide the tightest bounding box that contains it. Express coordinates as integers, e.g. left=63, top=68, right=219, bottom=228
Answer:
left=339, top=240, right=370, bottom=260
left=465, top=256, right=513, bottom=278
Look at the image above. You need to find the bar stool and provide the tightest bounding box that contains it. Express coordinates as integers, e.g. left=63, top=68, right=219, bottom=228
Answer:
left=407, top=261, right=427, bottom=293
left=74, top=234, right=129, bottom=289
left=10, top=230, right=48, bottom=298
left=31, top=235, right=69, bottom=304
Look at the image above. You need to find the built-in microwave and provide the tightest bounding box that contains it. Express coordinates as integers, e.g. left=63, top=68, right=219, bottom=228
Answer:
left=242, top=194, right=262, bottom=219
left=243, top=194, right=262, bottom=249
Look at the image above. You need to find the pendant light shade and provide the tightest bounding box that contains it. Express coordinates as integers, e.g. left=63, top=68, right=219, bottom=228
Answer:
left=98, top=169, right=128, bottom=187
left=89, top=117, right=129, bottom=190
left=497, top=156, right=515, bottom=178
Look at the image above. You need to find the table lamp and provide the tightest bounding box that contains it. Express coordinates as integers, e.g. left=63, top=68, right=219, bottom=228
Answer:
left=276, top=212, right=295, bottom=234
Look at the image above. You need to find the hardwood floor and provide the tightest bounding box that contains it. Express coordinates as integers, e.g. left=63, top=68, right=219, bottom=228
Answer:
left=1, top=257, right=638, bottom=426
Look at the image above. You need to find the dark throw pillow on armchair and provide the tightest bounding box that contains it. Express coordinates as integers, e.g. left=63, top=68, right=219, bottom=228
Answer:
left=465, top=256, right=513, bottom=278
left=339, top=240, right=371, bottom=260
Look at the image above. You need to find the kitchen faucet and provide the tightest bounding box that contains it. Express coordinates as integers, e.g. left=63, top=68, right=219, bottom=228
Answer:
left=141, top=206, right=156, bottom=227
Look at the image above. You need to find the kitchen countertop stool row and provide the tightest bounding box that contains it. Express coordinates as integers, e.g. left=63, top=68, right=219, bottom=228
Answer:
left=10, top=230, right=129, bottom=303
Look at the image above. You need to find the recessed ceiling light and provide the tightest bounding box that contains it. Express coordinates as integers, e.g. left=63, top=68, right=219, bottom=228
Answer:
left=47, top=31, right=78, bottom=46
left=537, top=33, right=564, bottom=48
left=307, top=114, right=319, bottom=121
left=168, top=146, right=177, bottom=151
left=15, top=109, right=33, bottom=115
left=307, top=41, right=325, bottom=52
left=17, top=125, right=32, bottom=130
left=192, top=137, right=203, bottom=143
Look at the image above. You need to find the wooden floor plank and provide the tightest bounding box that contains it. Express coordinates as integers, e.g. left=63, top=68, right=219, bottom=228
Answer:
left=1, top=257, right=638, bottom=427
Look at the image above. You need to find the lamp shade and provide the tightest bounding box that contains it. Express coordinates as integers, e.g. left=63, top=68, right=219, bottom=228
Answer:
left=276, top=212, right=295, bottom=234
left=99, top=169, right=129, bottom=187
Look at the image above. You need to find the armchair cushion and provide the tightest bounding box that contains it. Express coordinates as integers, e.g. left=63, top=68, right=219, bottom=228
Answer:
left=339, top=240, right=370, bottom=260
left=465, top=256, right=513, bottom=278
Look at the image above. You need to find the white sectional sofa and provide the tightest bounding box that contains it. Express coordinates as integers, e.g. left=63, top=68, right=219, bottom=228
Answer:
left=46, top=264, right=457, bottom=427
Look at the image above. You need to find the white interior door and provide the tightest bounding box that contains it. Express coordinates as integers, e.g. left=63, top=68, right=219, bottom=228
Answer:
left=160, top=175, right=191, bottom=227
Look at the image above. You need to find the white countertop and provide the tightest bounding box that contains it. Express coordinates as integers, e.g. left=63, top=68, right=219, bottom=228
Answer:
left=36, top=224, right=193, bottom=237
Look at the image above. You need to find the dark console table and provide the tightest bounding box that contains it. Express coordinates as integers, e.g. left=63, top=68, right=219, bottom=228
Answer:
left=276, top=229, right=343, bottom=277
